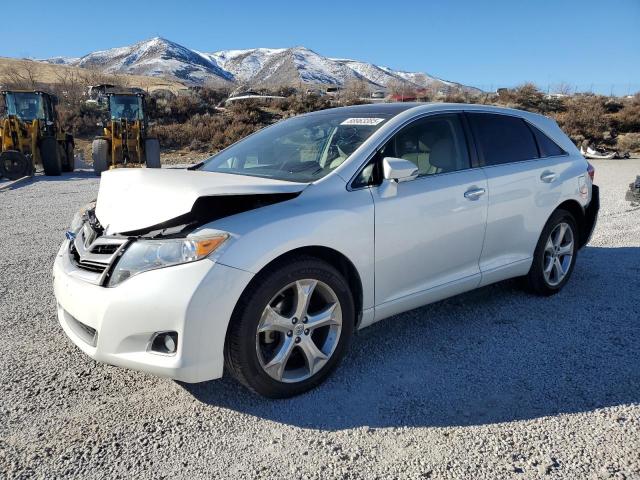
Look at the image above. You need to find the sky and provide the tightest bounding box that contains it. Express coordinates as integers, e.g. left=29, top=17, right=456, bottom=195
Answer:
left=3, top=0, right=639, bottom=95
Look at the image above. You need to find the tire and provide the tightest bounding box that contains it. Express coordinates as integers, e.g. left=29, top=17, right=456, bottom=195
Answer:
left=40, top=137, right=61, bottom=176
left=225, top=256, right=355, bottom=398
left=62, top=141, right=74, bottom=173
left=92, top=139, right=109, bottom=176
left=0, top=150, right=32, bottom=180
left=524, top=209, right=578, bottom=296
left=144, top=138, right=161, bottom=168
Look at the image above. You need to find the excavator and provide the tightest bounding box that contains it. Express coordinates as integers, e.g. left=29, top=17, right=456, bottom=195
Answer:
left=0, top=90, right=74, bottom=180
left=89, top=85, right=160, bottom=175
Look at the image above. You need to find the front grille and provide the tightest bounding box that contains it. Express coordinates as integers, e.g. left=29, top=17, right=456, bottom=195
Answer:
left=70, top=246, right=108, bottom=273
left=68, top=222, right=128, bottom=283
left=90, top=244, right=119, bottom=255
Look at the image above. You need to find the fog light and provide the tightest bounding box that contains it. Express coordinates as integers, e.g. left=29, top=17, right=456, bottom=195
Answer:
left=150, top=331, right=178, bottom=355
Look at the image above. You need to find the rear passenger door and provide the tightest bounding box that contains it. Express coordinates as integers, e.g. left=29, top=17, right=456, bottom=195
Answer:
left=466, top=112, right=570, bottom=283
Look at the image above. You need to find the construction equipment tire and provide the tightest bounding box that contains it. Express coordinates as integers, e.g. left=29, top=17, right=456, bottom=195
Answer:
left=0, top=150, right=31, bottom=180
left=92, top=139, right=109, bottom=176
left=41, top=137, right=62, bottom=176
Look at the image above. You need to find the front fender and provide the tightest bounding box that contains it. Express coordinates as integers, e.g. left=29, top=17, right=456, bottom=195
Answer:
left=197, top=176, right=376, bottom=310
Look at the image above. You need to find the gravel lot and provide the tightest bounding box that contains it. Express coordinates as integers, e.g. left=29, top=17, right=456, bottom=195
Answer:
left=1, top=160, right=639, bottom=479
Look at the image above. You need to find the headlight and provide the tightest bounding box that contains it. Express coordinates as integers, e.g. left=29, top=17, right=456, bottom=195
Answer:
left=69, top=201, right=96, bottom=233
left=107, top=234, right=228, bottom=287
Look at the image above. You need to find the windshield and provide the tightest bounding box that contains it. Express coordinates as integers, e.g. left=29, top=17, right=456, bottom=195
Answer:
left=199, top=113, right=389, bottom=182
left=4, top=92, right=44, bottom=121
left=109, top=95, right=143, bottom=120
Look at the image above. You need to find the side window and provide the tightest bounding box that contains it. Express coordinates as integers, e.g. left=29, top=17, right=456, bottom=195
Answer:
left=468, top=113, right=539, bottom=166
left=529, top=124, right=566, bottom=157
left=387, top=114, right=471, bottom=176
left=351, top=159, right=381, bottom=189
left=351, top=114, right=471, bottom=188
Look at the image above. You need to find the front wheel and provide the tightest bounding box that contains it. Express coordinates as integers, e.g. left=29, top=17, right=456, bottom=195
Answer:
left=225, top=256, right=355, bottom=398
left=40, top=137, right=61, bottom=176
left=525, top=209, right=578, bottom=296
left=92, top=139, right=109, bottom=176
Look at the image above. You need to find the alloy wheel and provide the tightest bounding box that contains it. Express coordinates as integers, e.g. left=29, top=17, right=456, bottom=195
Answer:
left=542, top=222, right=574, bottom=286
left=256, top=279, right=343, bottom=383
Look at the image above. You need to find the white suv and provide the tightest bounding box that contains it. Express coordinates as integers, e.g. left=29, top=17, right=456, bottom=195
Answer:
left=53, top=103, right=599, bottom=398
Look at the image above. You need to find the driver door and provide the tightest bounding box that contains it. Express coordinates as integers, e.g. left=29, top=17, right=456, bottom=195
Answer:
left=371, top=113, right=488, bottom=320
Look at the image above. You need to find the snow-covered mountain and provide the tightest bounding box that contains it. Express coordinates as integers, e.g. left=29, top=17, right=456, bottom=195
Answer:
left=45, top=56, right=81, bottom=65
left=46, top=37, right=479, bottom=92
left=63, top=38, right=233, bottom=86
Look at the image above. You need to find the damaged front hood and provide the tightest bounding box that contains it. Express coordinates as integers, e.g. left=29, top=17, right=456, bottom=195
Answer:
left=95, top=168, right=307, bottom=234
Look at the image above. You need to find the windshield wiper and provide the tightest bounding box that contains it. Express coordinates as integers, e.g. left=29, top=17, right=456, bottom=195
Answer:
left=187, top=161, right=205, bottom=170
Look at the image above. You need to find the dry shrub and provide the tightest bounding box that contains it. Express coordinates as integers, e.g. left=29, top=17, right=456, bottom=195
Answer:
left=616, top=133, right=640, bottom=153
left=57, top=103, right=103, bottom=137
left=555, top=95, right=609, bottom=143
left=148, top=94, right=215, bottom=124
left=612, top=94, right=640, bottom=133
left=152, top=106, right=267, bottom=153
left=228, top=101, right=266, bottom=124
left=276, top=94, right=331, bottom=115
left=442, top=91, right=471, bottom=103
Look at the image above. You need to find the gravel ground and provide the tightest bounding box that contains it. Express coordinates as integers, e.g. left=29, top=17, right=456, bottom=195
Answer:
left=1, top=160, right=639, bottom=480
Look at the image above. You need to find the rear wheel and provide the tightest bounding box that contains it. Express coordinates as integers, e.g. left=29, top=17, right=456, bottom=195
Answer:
left=525, top=209, right=578, bottom=296
left=225, top=256, right=355, bottom=398
left=0, top=150, right=32, bottom=180
left=40, top=137, right=61, bottom=176
left=144, top=138, right=161, bottom=168
left=92, top=139, right=109, bottom=176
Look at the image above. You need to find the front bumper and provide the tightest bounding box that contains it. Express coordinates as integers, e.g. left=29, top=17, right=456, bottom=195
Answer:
left=53, top=241, right=253, bottom=382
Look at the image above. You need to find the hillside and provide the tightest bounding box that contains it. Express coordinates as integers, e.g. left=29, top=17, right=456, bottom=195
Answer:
left=0, top=56, right=188, bottom=93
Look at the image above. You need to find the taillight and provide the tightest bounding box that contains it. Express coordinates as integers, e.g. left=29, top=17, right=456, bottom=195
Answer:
left=587, top=162, right=595, bottom=182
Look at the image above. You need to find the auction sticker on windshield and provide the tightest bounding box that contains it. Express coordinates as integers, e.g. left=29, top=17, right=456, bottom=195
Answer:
left=340, top=118, right=386, bottom=126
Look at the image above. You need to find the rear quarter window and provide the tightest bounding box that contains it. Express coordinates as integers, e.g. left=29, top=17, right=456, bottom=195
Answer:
left=467, top=113, right=539, bottom=166
left=529, top=124, right=566, bottom=157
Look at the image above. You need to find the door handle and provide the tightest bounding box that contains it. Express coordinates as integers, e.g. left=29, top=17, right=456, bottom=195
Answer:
left=464, top=187, right=486, bottom=200
left=540, top=171, right=557, bottom=183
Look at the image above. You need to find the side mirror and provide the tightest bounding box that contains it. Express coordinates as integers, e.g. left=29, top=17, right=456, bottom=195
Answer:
left=382, top=157, right=418, bottom=182
left=379, top=157, right=418, bottom=198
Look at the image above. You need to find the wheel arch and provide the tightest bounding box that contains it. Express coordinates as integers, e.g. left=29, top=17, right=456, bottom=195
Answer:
left=553, top=199, right=588, bottom=248
left=232, top=245, right=364, bottom=329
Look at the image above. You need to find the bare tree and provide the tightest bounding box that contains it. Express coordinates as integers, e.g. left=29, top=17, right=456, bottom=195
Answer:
left=77, top=67, right=123, bottom=89
left=555, top=82, right=573, bottom=96
left=387, top=79, right=417, bottom=101
left=341, top=79, right=369, bottom=103
left=53, top=68, right=86, bottom=107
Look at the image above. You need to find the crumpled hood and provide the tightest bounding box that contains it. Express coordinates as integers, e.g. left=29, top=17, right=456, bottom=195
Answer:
left=95, top=168, right=307, bottom=234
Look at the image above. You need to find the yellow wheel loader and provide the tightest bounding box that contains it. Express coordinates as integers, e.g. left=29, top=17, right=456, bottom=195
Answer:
left=90, top=87, right=160, bottom=175
left=0, top=90, right=74, bottom=180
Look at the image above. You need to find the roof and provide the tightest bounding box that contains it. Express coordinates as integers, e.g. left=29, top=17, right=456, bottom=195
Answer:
left=104, top=89, right=146, bottom=97
left=303, top=102, right=550, bottom=122
left=304, top=102, right=424, bottom=117
left=1, top=89, right=57, bottom=99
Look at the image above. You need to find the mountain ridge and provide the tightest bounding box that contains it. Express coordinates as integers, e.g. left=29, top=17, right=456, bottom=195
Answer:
left=45, top=37, right=480, bottom=93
